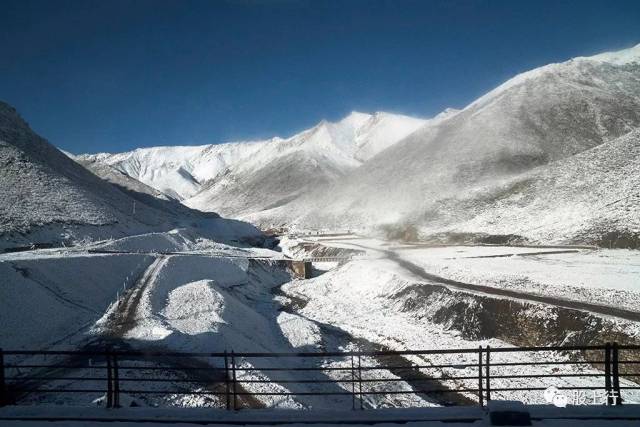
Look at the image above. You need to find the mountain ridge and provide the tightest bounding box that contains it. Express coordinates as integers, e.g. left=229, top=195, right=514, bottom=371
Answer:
left=73, top=43, right=640, bottom=246
left=75, top=111, right=428, bottom=205
left=0, top=101, right=265, bottom=249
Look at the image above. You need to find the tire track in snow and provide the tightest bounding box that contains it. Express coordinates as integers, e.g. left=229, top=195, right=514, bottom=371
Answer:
left=95, top=254, right=264, bottom=409
left=5, top=256, right=163, bottom=404
left=11, top=255, right=261, bottom=408
left=101, top=255, right=170, bottom=338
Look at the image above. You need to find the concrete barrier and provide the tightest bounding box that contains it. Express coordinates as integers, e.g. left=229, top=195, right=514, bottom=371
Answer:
left=279, top=259, right=312, bottom=279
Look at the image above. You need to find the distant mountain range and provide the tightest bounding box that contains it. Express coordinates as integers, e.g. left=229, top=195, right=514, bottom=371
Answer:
left=3, top=43, right=639, bottom=248
left=75, top=111, right=430, bottom=213
left=75, top=44, right=640, bottom=247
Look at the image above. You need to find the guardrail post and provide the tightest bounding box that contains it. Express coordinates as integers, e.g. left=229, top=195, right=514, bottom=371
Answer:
left=106, top=352, right=113, bottom=408
left=112, top=353, right=120, bottom=408
left=612, top=342, right=622, bottom=406
left=357, top=354, right=364, bottom=410
left=231, top=351, right=238, bottom=410
left=478, top=346, right=484, bottom=407
left=0, top=348, right=6, bottom=407
left=350, top=355, right=356, bottom=410
left=604, top=343, right=612, bottom=405
left=485, top=345, right=491, bottom=403
left=224, top=351, right=231, bottom=410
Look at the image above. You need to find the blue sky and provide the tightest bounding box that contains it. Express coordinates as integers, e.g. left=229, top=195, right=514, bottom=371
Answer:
left=1, top=0, right=640, bottom=154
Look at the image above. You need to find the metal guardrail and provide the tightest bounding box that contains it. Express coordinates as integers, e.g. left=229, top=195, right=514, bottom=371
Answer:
left=302, top=256, right=354, bottom=262
left=0, top=344, right=638, bottom=409
left=86, top=249, right=352, bottom=264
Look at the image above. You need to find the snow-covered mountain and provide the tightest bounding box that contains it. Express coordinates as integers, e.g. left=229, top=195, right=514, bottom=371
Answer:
left=256, top=43, right=640, bottom=245
left=0, top=101, right=264, bottom=249
left=413, top=128, right=640, bottom=245
left=76, top=111, right=427, bottom=213
left=76, top=43, right=640, bottom=246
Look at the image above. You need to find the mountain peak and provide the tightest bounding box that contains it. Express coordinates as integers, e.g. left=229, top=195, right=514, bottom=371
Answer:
left=466, top=42, right=640, bottom=112
left=338, top=111, right=373, bottom=129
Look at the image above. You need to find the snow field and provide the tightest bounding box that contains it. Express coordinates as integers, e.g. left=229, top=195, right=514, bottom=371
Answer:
left=0, top=253, right=154, bottom=350
left=4, top=231, right=640, bottom=409
left=281, top=255, right=640, bottom=405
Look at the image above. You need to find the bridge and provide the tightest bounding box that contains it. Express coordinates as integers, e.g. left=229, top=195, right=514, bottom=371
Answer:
left=302, top=256, right=354, bottom=262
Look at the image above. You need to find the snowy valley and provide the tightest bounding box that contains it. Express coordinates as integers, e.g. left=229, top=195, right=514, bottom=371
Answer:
left=1, top=42, right=640, bottom=418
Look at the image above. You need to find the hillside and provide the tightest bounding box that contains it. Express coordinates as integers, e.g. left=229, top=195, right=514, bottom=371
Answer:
left=265, top=44, right=640, bottom=245
left=0, top=102, right=263, bottom=249
left=414, top=129, right=640, bottom=246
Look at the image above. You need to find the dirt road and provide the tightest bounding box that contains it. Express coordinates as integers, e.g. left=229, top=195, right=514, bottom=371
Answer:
left=100, top=255, right=170, bottom=338
left=318, top=239, right=640, bottom=323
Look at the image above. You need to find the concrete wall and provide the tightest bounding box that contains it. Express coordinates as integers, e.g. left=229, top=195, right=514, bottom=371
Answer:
left=281, top=260, right=312, bottom=279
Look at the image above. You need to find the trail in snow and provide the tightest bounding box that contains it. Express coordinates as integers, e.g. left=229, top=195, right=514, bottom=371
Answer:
left=386, top=251, right=640, bottom=322
left=100, top=255, right=170, bottom=338
left=91, top=254, right=266, bottom=409
left=7, top=257, right=163, bottom=404
left=8, top=254, right=262, bottom=408
left=459, top=249, right=581, bottom=259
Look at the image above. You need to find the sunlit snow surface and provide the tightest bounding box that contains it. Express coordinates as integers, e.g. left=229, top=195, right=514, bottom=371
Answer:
left=281, top=236, right=640, bottom=405
left=296, top=236, right=640, bottom=311
left=3, top=232, right=640, bottom=409
left=71, top=43, right=640, bottom=246
left=75, top=111, right=427, bottom=207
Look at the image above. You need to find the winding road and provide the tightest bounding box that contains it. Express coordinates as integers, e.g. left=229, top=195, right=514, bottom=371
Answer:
left=308, top=238, right=640, bottom=323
